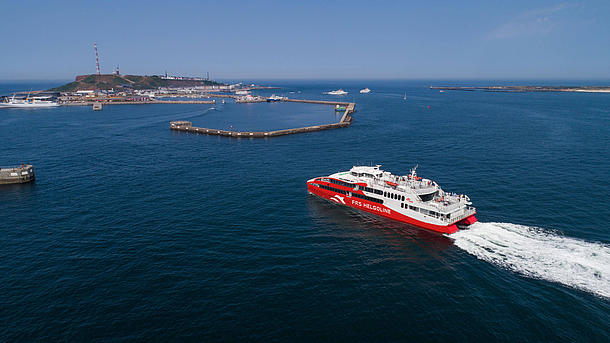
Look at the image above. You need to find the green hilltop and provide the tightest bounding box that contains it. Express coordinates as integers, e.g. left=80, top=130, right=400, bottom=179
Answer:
left=52, top=74, right=221, bottom=92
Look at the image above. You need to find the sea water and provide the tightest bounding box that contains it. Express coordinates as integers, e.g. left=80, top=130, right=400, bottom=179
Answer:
left=1, top=80, right=608, bottom=341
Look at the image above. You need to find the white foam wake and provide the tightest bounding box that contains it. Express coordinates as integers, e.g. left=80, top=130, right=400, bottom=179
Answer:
left=450, top=222, right=610, bottom=299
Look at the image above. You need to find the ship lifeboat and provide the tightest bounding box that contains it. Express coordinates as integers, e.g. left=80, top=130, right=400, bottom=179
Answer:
left=385, top=181, right=398, bottom=187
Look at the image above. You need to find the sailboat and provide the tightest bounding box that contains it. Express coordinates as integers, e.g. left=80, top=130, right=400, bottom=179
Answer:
left=403, top=92, right=407, bottom=101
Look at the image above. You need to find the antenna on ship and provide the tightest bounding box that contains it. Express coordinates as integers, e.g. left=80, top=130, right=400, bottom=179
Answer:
left=410, top=164, right=418, bottom=179
left=94, top=42, right=101, bottom=75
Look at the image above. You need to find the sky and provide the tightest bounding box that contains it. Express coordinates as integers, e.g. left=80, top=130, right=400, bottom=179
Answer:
left=1, top=0, right=609, bottom=80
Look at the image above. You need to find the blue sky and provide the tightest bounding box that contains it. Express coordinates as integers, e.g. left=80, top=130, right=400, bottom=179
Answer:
left=1, top=0, right=609, bottom=80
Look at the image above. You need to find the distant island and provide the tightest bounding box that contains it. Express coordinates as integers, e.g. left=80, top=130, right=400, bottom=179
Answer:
left=51, top=74, right=222, bottom=92
left=430, top=86, right=610, bottom=93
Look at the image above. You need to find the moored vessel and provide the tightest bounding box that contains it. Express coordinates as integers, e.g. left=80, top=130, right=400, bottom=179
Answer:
left=307, top=165, right=476, bottom=234
left=267, top=94, right=285, bottom=102
left=235, top=94, right=266, bottom=103
left=0, top=94, right=59, bottom=108
left=0, top=164, right=35, bottom=184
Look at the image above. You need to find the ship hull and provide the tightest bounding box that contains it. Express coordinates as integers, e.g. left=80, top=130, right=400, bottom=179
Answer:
left=307, top=182, right=469, bottom=234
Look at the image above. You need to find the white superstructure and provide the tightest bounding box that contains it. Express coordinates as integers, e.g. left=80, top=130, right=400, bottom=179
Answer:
left=0, top=94, right=59, bottom=108
left=326, top=89, right=348, bottom=95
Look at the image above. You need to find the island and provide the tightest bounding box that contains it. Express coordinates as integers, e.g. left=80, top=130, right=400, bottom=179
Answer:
left=430, top=86, right=610, bottom=93
left=52, top=74, right=222, bottom=92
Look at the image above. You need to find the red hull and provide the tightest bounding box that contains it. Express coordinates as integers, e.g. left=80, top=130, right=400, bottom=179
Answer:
left=307, top=181, right=470, bottom=234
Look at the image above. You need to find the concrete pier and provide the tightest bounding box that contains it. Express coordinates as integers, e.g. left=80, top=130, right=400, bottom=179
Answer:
left=170, top=100, right=356, bottom=138
left=0, top=164, right=35, bottom=184
left=62, top=100, right=216, bottom=106
left=281, top=99, right=351, bottom=106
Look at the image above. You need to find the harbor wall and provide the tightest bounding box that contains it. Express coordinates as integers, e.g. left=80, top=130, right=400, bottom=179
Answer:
left=170, top=100, right=356, bottom=138
left=61, top=100, right=216, bottom=106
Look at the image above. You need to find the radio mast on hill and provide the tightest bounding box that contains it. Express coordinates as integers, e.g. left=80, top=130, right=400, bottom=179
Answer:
left=94, top=42, right=101, bottom=75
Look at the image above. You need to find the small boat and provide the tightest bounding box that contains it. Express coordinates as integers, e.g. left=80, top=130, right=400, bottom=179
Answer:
left=0, top=164, right=35, bottom=184
left=334, top=104, right=347, bottom=111
left=359, top=88, right=371, bottom=94
left=266, top=94, right=284, bottom=102
left=326, top=89, right=348, bottom=95
left=403, top=92, right=407, bottom=100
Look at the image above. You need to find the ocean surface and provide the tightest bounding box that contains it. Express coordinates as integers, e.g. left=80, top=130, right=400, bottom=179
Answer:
left=1, top=80, right=609, bottom=342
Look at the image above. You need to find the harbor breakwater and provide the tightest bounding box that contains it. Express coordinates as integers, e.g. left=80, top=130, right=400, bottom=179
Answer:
left=62, top=100, right=216, bottom=106
left=170, top=100, right=355, bottom=138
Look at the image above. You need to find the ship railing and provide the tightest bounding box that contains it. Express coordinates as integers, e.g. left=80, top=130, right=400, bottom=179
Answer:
left=449, top=208, right=477, bottom=223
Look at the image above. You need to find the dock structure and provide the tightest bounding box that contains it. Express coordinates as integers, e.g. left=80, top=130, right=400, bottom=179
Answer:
left=281, top=99, right=351, bottom=106
left=0, top=164, right=35, bottom=184
left=62, top=100, right=216, bottom=106
left=170, top=100, right=356, bottom=138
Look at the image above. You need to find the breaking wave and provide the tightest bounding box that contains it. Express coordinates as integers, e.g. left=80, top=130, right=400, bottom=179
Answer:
left=450, top=222, right=610, bottom=299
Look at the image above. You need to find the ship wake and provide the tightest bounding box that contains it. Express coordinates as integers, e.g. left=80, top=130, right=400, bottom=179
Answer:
left=449, top=222, right=610, bottom=299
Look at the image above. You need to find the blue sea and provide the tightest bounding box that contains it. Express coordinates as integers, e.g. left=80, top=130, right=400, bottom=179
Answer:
left=1, top=80, right=609, bottom=342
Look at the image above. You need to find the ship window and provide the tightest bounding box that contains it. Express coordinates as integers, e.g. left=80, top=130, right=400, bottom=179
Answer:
left=327, top=178, right=355, bottom=188
left=401, top=203, right=404, bottom=208
left=419, top=191, right=439, bottom=202
left=402, top=195, right=405, bottom=201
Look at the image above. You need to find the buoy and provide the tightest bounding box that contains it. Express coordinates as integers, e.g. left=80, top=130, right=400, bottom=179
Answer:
left=427, top=105, right=430, bottom=109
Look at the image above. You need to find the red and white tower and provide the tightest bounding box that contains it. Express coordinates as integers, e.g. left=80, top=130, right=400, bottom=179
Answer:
left=94, top=42, right=101, bottom=75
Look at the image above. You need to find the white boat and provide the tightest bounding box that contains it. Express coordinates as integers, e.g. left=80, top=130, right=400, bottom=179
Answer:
left=326, top=89, right=348, bottom=95
left=403, top=92, right=407, bottom=100
left=267, top=94, right=285, bottom=102
left=359, top=88, right=371, bottom=94
left=235, top=94, right=266, bottom=103
left=0, top=94, right=59, bottom=108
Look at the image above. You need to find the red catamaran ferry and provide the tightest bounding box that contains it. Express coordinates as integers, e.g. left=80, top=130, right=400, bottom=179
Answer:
left=307, top=165, right=477, bottom=234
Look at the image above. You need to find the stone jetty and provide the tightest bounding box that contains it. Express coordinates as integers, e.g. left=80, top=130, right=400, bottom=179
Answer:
left=170, top=100, right=356, bottom=138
